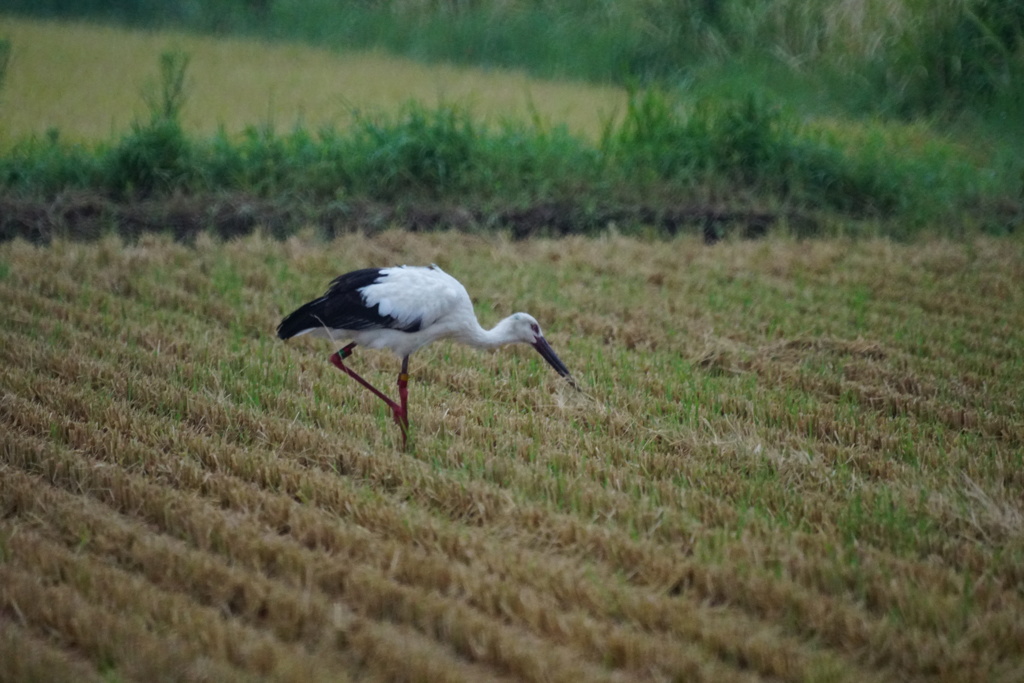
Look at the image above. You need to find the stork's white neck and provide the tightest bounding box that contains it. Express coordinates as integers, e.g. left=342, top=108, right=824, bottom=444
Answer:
left=456, top=315, right=523, bottom=349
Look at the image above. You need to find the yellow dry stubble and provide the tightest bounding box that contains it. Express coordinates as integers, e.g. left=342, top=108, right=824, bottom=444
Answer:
left=2, top=229, right=1024, bottom=681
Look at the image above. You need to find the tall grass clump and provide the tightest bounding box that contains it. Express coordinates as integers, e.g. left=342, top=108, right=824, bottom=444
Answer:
left=103, top=50, right=192, bottom=197
left=344, top=103, right=478, bottom=200
left=605, top=89, right=908, bottom=216
left=198, top=104, right=481, bottom=201
left=0, top=49, right=195, bottom=199
left=338, top=103, right=604, bottom=201
left=0, top=131, right=104, bottom=195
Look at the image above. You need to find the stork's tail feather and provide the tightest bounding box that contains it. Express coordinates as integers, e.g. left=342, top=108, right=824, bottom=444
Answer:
left=277, top=299, right=326, bottom=340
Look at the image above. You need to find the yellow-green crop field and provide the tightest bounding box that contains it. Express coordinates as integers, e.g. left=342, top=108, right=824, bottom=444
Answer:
left=0, top=16, right=626, bottom=146
left=2, top=230, right=1023, bottom=682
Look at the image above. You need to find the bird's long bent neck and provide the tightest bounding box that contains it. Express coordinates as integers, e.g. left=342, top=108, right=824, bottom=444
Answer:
left=456, top=316, right=520, bottom=350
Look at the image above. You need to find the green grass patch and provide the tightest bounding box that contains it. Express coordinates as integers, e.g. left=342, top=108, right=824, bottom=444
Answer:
left=1, top=50, right=1016, bottom=239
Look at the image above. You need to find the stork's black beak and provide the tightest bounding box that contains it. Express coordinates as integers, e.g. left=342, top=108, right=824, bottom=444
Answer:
left=532, top=337, right=580, bottom=390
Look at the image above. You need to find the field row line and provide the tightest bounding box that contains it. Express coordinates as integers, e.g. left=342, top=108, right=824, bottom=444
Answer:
left=9, top=257, right=1019, bottom=460
left=0, top=619, right=104, bottom=683
left=695, top=333, right=1021, bottom=449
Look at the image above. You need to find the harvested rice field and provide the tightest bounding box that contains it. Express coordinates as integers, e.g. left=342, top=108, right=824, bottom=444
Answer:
left=1, top=230, right=1023, bottom=681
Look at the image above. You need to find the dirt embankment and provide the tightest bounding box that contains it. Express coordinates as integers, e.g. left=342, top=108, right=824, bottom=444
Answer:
left=0, top=193, right=815, bottom=244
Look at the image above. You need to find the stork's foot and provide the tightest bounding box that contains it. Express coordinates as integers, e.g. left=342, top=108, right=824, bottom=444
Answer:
left=388, top=403, right=409, bottom=450
left=394, top=411, right=409, bottom=450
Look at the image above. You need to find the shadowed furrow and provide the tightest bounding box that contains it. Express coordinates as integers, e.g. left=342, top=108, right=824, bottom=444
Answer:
left=0, top=622, right=104, bottom=683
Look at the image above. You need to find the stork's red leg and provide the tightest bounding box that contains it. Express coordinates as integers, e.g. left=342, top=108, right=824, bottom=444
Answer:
left=329, top=343, right=409, bottom=448
left=396, top=356, right=410, bottom=448
left=329, top=344, right=401, bottom=415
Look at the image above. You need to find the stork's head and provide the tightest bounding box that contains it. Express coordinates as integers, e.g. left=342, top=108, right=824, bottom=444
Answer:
left=508, top=313, right=579, bottom=390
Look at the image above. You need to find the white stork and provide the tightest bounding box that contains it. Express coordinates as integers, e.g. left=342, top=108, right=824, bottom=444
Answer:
left=277, top=264, right=577, bottom=447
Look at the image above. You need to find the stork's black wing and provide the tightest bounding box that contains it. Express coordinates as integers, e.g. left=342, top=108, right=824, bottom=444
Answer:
left=277, top=268, right=422, bottom=340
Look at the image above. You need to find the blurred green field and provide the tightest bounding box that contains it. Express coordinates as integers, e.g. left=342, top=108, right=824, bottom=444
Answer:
left=0, top=16, right=625, bottom=145
left=2, top=230, right=1023, bottom=681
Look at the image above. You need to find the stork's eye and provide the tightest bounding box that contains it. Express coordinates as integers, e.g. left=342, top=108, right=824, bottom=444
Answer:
left=530, top=323, right=540, bottom=334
